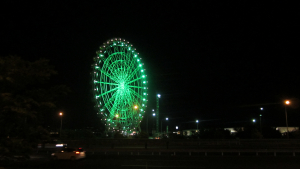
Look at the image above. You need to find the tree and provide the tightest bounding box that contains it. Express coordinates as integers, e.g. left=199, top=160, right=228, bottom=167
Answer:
left=0, top=56, right=70, bottom=151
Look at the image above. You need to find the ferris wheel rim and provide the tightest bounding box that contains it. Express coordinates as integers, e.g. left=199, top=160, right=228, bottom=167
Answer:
left=92, top=38, right=147, bottom=131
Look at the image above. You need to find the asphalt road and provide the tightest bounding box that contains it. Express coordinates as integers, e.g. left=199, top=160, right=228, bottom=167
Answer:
left=2, top=153, right=300, bottom=169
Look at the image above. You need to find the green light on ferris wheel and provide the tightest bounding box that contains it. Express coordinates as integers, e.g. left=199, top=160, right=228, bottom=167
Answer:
left=92, top=37, right=148, bottom=133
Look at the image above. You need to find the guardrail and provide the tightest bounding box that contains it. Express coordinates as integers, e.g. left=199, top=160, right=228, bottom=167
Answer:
left=84, top=148, right=300, bottom=157
left=61, top=139, right=300, bottom=149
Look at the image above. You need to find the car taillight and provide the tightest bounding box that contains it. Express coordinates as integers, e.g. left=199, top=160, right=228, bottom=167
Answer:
left=75, top=151, right=80, bottom=154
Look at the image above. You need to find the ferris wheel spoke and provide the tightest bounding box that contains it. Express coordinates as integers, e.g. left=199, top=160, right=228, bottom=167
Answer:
left=120, top=55, right=138, bottom=83
left=124, top=91, right=134, bottom=105
left=108, top=65, right=123, bottom=82
left=98, top=81, right=118, bottom=86
left=131, top=96, right=142, bottom=108
left=98, top=87, right=118, bottom=97
left=125, top=90, right=137, bottom=103
left=128, top=88, right=143, bottom=100
left=112, top=94, right=129, bottom=115
left=125, top=56, right=136, bottom=74
left=120, top=53, right=135, bottom=77
left=114, top=58, right=129, bottom=80
left=125, top=92, right=136, bottom=106
left=126, top=77, right=143, bottom=85
left=103, top=92, right=118, bottom=115
left=103, top=91, right=117, bottom=108
left=103, top=57, right=122, bottom=81
left=125, top=66, right=139, bottom=82
left=128, top=85, right=144, bottom=89
left=104, top=67, right=118, bottom=81
left=100, top=69, right=118, bottom=82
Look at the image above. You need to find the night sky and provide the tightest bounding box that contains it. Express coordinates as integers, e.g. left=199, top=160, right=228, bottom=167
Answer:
left=1, top=1, right=299, bottom=130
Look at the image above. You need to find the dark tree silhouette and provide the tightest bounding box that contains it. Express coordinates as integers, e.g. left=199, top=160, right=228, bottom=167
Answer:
left=0, top=56, right=70, bottom=152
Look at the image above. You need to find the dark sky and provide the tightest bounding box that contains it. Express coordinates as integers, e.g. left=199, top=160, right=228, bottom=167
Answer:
left=1, top=1, right=299, bottom=130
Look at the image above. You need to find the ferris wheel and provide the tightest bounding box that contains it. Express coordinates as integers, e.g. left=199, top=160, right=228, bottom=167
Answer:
left=92, top=38, right=148, bottom=133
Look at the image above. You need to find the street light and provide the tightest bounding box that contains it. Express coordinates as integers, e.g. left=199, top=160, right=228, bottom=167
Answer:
left=156, top=94, right=160, bottom=137
left=259, top=114, right=262, bottom=131
left=285, top=100, right=290, bottom=139
left=160, top=117, right=169, bottom=137
left=252, top=119, right=256, bottom=123
left=59, top=112, right=63, bottom=137
left=152, top=109, right=155, bottom=135
left=260, top=107, right=263, bottom=132
left=166, top=117, right=169, bottom=137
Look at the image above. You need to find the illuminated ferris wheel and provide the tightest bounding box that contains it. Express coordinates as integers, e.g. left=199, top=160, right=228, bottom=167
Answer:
left=92, top=38, right=148, bottom=133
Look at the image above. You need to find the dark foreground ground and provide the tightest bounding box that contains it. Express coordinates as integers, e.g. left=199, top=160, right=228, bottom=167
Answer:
left=2, top=139, right=300, bottom=169
left=2, top=152, right=300, bottom=169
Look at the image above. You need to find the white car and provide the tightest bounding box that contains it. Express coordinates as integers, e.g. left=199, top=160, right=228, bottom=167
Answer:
left=51, top=147, right=86, bottom=160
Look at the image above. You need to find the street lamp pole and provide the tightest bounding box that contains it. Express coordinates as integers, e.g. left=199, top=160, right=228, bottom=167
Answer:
left=152, top=110, right=155, bottom=135
left=260, top=107, right=263, bottom=132
left=166, top=117, right=169, bottom=137
left=285, top=100, right=290, bottom=139
left=259, top=114, right=262, bottom=131
left=59, top=112, right=63, bottom=137
left=196, top=120, right=199, bottom=131
left=156, top=94, right=160, bottom=137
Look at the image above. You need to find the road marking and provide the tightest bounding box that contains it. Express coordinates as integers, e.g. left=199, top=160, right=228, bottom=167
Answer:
left=136, top=159, right=206, bottom=162
left=122, top=165, right=206, bottom=168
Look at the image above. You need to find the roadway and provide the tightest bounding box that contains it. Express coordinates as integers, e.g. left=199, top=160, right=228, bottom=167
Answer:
left=2, top=152, right=300, bottom=169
